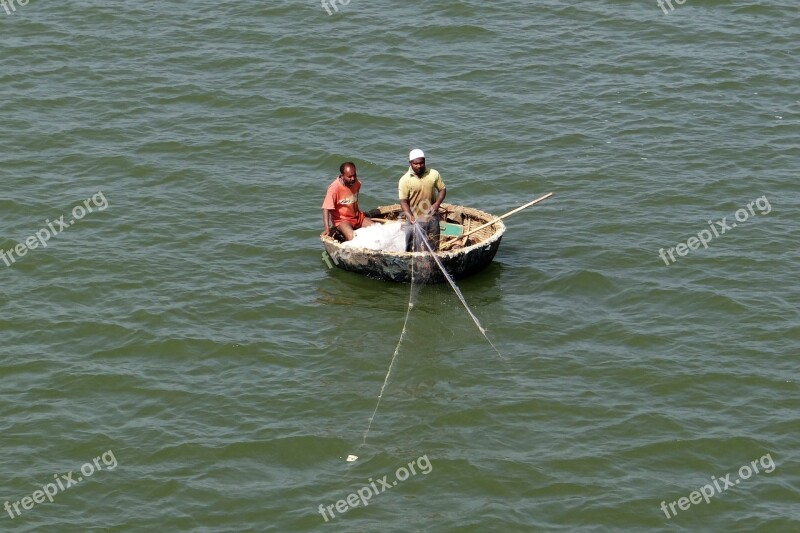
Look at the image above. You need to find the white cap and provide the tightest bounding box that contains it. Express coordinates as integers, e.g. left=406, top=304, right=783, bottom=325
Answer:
left=409, top=149, right=425, bottom=161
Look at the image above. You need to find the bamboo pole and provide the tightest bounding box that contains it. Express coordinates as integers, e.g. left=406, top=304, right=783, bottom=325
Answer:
left=446, top=192, right=553, bottom=241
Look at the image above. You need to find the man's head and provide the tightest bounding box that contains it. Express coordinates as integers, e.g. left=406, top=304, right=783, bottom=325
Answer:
left=339, top=162, right=357, bottom=186
left=409, top=149, right=426, bottom=176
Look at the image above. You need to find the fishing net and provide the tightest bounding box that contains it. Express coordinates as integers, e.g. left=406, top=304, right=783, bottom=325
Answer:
left=347, top=198, right=554, bottom=460
left=349, top=221, right=502, bottom=462
left=341, top=222, right=406, bottom=252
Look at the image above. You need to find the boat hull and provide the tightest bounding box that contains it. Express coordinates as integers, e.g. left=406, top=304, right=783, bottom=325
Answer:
left=320, top=204, right=506, bottom=283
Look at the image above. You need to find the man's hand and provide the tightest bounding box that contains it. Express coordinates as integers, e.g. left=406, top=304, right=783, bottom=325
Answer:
left=399, top=199, right=416, bottom=225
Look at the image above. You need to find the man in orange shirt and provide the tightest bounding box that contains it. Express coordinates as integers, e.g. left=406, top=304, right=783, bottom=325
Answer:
left=321, top=162, right=374, bottom=241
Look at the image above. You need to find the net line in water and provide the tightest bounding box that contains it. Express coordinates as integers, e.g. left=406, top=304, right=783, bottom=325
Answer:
left=358, top=252, right=418, bottom=449
left=414, top=223, right=504, bottom=360
left=352, top=222, right=502, bottom=460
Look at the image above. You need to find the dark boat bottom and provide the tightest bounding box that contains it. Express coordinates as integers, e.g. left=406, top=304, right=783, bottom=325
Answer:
left=323, top=238, right=503, bottom=284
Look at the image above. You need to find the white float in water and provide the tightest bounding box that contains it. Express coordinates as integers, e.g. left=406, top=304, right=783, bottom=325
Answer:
left=346, top=454, right=358, bottom=462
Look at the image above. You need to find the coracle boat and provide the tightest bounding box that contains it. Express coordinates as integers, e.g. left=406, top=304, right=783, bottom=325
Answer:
left=320, top=203, right=506, bottom=283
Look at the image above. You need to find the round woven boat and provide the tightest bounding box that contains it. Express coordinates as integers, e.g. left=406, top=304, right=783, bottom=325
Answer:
left=320, top=203, right=506, bottom=283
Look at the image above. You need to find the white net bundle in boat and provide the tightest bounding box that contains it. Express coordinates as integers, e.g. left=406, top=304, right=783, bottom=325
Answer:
left=341, top=222, right=406, bottom=252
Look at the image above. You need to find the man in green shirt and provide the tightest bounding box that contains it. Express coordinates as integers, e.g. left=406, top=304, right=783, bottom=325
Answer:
left=398, top=148, right=447, bottom=252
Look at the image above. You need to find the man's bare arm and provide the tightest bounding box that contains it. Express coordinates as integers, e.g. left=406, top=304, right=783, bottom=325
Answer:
left=431, top=188, right=446, bottom=215
left=322, top=209, right=334, bottom=236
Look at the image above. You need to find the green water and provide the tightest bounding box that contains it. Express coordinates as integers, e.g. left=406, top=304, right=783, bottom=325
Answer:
left=1, top=1, right=798, bottom=531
